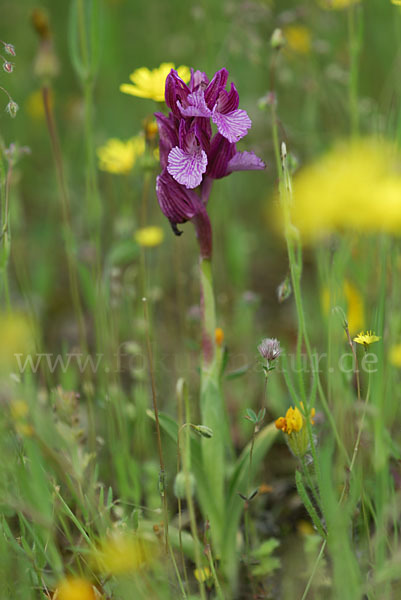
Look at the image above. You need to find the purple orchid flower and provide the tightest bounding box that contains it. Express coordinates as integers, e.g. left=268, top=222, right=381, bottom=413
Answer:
left=155, top=67, right=265, bottom=258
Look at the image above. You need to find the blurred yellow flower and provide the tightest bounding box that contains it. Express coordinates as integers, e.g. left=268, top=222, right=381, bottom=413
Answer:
left=215, top=327, right=224, bottom=347
left=25, top=89, right=53, bottom=120
left=284, top=25, right=311, bottom=55
left=120, top=62, right=190, bottom=102
left=97, top=137, right=145, bottom=174
left=10, top=399, right=29, bottom=420
left=391, top=0, right=401, bottom=5
left=318, top=0, right=361, bottom=8
left=297, top=519, right=315, bottom=536
left=291, top=139, right=401, bottom=242
left=321, top=279, right=364, bottom=334
left=54, top=577, right=96, bottom=600
left=134, top=226, right=164, bottom=247
left=0, top=311, right=33, bottom=371
left=353, top=330, right=380, bottom=347
left=93, top=533, right=158, bottom=574
left=389, top=344, right=401, bottom=366
left=194, top=566, right=212, bottom=583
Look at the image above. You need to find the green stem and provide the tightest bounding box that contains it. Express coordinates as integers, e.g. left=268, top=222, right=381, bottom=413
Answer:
left=206, top=546, right=225, bottom=600
left=199, top=257, right=227, bottom=554
left=348, top=4, right=361, bottom=138
left=182, top=389, right=207, bottom=600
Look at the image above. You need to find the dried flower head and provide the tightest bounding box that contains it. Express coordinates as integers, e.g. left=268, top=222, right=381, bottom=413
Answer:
left=258, top=338, right=281, bottom=364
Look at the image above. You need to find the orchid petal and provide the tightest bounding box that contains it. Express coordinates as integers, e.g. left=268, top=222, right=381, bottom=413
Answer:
left=167, top=146, right=208, bottom=189
left=204, top=68, right=229, bottom=108
left=212, top=107, right=252, bottom=143
left=227, top=151, right=266, bottom=173
left=177, top=89, right=212, bottom=118
left=156, top=169, right=201, bottom=225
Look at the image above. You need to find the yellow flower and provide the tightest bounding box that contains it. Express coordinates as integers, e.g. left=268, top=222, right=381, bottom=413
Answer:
left=275, top=403, right=315, bottom=457
left=297, top=519, right=315, bottom=536
left=389, top=344, right=401, bottom=367
left=134, top=226, right=164, bottom=247
left=0, top=311, right=33, bottom=371
left=120, top=62, right=190, bottom=102
left=25, top=89, right=53, bottom=120
left=215, top=327, right=224, bottom=347
left=93, top=533, right=158, bottom=574
left=321, top=279, right=364, bottom=334
left=290, top=139, right=401, bottom=242
left=194, top=566, right=212, bottom=583
left=10, top=400, right=29, bottom=420
left=97, top=136, right=145, bottom=174
left=54, top=577, right=97, bottom=600
left=318, top=0, right=361, bottom=8
left=391, top=0, right=401, bottom=5
left=353, top=330, right=381, bottom=347
left=284, top=25, right=311, bottom=55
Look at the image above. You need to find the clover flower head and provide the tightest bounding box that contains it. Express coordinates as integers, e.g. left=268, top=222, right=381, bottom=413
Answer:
left=353, top=330, right=381, bottom=347
left=258, top=338, right=281, bottom=363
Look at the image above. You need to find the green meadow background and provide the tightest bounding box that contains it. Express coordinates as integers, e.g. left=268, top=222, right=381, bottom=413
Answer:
left=1, top=1, right=401, bottom=598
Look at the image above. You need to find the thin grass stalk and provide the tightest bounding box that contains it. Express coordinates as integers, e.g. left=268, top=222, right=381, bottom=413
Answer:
left=0, top=148, right=11, bottom=307
left=348, top=3, right=361, bottom=137
left=143, top=297, right=169, bottom=552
